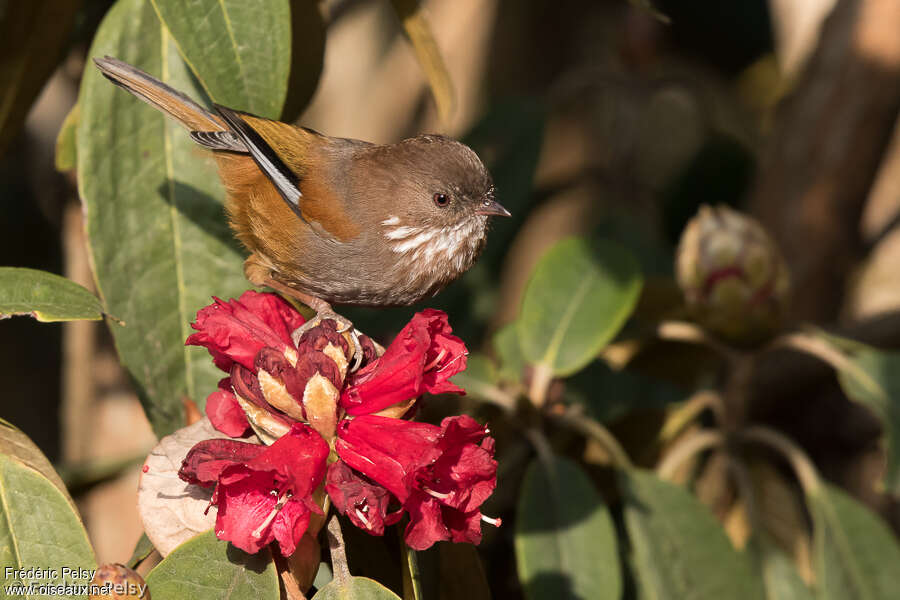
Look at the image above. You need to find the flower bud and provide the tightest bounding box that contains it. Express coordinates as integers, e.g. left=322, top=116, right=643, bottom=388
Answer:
left=676, top=205, right=790, bottom=343
left=88, top=564, right=149, bottom=600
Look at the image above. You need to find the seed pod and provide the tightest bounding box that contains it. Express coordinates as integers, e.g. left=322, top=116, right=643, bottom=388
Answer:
left=88, top=563, right=149, bottom=600
left=676, top=205, right=790, bottom=343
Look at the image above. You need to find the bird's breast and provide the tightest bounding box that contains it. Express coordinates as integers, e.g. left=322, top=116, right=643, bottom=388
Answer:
left=379, top=215, right=488, bottom=296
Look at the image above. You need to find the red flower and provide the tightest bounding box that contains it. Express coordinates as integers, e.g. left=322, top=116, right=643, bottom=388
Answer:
left=205, top=377, right=250, bottom=437
left=334, top=415, right=498, bottom=550
left=325, top=460, right=402, bottom=536
left=179, top=424, right=328, bottom=556
left=186, top=290, right=305, bottom=372
left=341, top=309, right=468, bottom=416
left=179, top=292, right=498, bottom=555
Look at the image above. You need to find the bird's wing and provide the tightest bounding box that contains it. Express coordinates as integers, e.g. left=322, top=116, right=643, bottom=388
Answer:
left=213, top=105, right=361, bottom=242
left=214, top=105, right=307, bottom=220
left=189, top=130, right=247, bottom=152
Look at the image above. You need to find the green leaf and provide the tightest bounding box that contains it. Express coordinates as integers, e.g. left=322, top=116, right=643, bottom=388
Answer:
left=747, top=536, right=814, bottom=600
left=0, top=454, right=96, bottom=598
left=518, top=237, right=643, bottom=376
left=821, top=334, right=900, bottom=494
left=55, top=102, right=79, bottom=172
left=809, top=483, right=900, bottom=600
left=149, top=0, right=292, bottom=118
left=145, top=530, right=279, bottom=600
left=313, top=576, right=402, bottom=600
left=493, top=322, right=526, bottom=383
left=0, top=418, right=74, bottom=508
left=281, top=0, right=326, bottom=121
left=621, top=468, right=763, bottom=600
left=389, top=0, right=454, bottom=122
left=0, top=1, right=80, bottom=157
left=127, top=532, right=155, bottom=569
left=515, top=456, right=621, bottom=600
left=77, top=0, right=249, bottom=437
left=0, top=267, right=103, bottom=322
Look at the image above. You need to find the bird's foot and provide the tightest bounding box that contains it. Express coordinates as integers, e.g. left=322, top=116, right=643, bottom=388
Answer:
left=292, top=311, right=364, bottom=373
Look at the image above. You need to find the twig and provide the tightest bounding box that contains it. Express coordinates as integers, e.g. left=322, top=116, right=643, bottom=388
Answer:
left=726, top=456, right=760, bottom=531
left=656, top=320, right=743, bottom=363
left=740, top=426, right=820, bottom=496
left=274, top=554, right=307, bottom=600
left=528, top=363, right=554, bottom=408
left=548, top=408, right=633, bottom=468
left=656, top=430, right=725, bottom=480
left=658, top=390, right=726, bottom=444
left=767, top=332, right=881, bottom=396
left=326, top=514, right=351, bottom=584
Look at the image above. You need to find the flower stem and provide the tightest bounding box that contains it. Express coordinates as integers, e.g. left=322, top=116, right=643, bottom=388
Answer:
left=739, top=425, right=821, bottom=496
left=273, top=554, right=307, bottom=600
left=656, top=430, right=725, bottom=480
left=656, top=320, right=742, bottom=363
left=326, top=514, right=351, bottom=584
left=528, top=363, right=554, bottom=407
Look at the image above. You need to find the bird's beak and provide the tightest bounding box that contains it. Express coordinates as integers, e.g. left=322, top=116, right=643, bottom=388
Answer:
left=475, top=198, right=512, bottom=217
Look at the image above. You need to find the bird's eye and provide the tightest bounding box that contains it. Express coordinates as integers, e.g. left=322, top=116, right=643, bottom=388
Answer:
left=433, top=193, right=450, bottom=207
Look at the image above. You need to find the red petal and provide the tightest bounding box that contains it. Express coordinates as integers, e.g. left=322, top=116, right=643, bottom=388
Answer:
left=335, top=416, right=441, bottom=502
left=403, top=493, right=450, bottom=550
left=341, top=310, right=468, bottom=416
left=205, top=378, right=250, bottom=437
left=213, top=468, right=279, bottom=554
left=247, top=423, right=330, bottom=497
left=335, top=414, right=498, bottom=549
left=442, top=506, right=485, bottom=545
left=271, top=499, right=311, bottom=557
left=186, top=291, right=305, bottom=372
left=325, top=461, right=401, bottom=536
left=210, top=424, right=329, bottom=556
left=179, top=438, right=265, bottom=487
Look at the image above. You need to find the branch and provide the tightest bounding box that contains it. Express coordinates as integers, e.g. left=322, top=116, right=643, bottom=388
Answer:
left=326, top=514, right=351, bottom=584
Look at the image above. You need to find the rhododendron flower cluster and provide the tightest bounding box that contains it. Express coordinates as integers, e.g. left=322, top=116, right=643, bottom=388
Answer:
left=177, top=291, right=499, bottom=556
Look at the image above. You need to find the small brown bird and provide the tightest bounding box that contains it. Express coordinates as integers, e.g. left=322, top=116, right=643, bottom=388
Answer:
left=94, top=57, right=509, bottom=351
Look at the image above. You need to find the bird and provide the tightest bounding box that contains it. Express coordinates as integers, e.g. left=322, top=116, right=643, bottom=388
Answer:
left=94, top=57, right=510, bottom=364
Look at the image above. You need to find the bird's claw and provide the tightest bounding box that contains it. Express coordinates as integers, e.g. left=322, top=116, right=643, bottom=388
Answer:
left=292, top=311, right=364, bottom=373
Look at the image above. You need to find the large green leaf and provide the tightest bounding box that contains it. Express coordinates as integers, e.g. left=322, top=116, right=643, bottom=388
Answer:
left=493, top=322, right=526, bottom=383
left=0, top=267, right=103, bottom=322
left=0, top=1, right=80, bottom=157
left=825, top=337, right=900, bottom=494
left=747, top=537, right=814, bottom=600
left=77, top=0, right=248, bottom=437
left=0, top=454, right=96, bottom=599
left=518, top=237, right=642, bottom=376
left=145, top=530, right=278, bottom=599
left=0, top=418, right=75, bottom=509
left=313, top=576, right=402, bottom=600
left=515, top=456, right=621, bottom=600
left=809, top=483, right=900, bottom=600
left=149, top=0, right=291, bottom=118
left=621, top=468, right=763, bottom=600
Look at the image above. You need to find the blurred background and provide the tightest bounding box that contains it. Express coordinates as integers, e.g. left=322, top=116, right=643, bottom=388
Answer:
left=4, top=0, right=900, bottom=594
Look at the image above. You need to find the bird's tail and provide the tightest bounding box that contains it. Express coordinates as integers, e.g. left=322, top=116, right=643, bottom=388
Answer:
left=93, top=56, right=224, bottom=132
